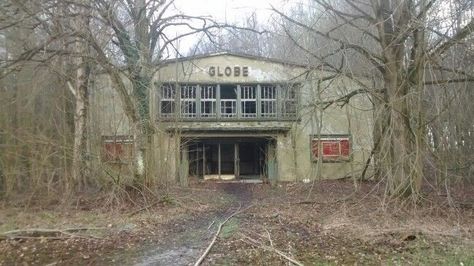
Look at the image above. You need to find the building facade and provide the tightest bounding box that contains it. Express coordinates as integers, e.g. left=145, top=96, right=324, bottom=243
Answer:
left=92, top=53, right=374, bottom=183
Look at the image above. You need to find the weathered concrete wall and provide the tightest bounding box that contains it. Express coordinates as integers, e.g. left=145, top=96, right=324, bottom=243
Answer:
left=90, top=75, right=132, bottom=136
left=88, top=74, right=135, bottom=184
left=156, top=54, right=309, bottom=84
left=278, top=74, right=374, bottom=180
left=91, top=53, right=374, bottom=182
left=151, top=126, right=179, bottom=183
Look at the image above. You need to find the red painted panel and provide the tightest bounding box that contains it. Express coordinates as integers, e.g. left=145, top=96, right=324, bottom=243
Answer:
left=103, top=143, right=123, bottom=161
left=340, top=139, right=350, bottom=156
left=323, top=141, right=340, bottom=156
left=311, top=137, right=350, bottom=160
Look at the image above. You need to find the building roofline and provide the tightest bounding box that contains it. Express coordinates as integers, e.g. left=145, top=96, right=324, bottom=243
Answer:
left=159, top=52, right=311, bottom=69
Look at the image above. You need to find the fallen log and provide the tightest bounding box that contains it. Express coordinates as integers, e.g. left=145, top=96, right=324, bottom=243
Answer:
left=0, top=227, right=105, bottom=240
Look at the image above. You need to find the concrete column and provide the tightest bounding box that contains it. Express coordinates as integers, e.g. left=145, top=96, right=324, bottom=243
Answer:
left=216, top=84, right=221, bottom=119
left=256, top=84, right=261, bottom=118
left=236, top=85, right=241, bottom=119
left=196, top=84, right=201, bottom=118
left=179, top=143, right=189, bottom=186
left=276, top=84, right=282, bottom=119
left=267, top=139, right=278, bottom=185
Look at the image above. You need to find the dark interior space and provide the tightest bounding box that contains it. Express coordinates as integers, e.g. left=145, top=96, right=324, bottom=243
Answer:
left=239, top=142, right=265, bottom=176
left=220, top=143, right=234, bottom=174
left=186, top=137, right=270, bottom=179
left=220, top=85, right=237, bottom=99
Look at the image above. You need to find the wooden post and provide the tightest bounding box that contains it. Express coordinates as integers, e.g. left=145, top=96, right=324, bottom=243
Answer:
left=202, top=143, right=206, bottom=178
left=180, top=144, right=189, bottom=186
left=218, top=143, right=221, bottom=179
left=234, top=143, right=240, bottom=179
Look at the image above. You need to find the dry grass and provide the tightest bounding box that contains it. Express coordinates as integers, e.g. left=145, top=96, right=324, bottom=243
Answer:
left=1, top=180, right=473, bottom=265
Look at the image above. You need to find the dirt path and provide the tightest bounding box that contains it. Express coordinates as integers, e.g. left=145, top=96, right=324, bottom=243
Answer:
left=120, top=183, right=256, bottom=265
left=2, top=180, right=472, bottom=265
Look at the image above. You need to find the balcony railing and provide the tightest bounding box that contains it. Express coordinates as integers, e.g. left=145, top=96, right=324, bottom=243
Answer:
left=158, top=83, right=299, bottom=121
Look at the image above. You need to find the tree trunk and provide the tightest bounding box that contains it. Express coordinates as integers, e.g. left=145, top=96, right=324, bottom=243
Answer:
left=374, top=54, right=424, bottom=199
left=130, top=0, right=153, bottom=185
left=71, top=62, right=90, bottom=191
left=71, top=3, right=91, bottom=191
left=131, top=72, right=153, bottom=185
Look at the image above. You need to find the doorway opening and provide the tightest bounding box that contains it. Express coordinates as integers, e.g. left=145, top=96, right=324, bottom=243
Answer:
left=186, top=137, right=271, bottom=180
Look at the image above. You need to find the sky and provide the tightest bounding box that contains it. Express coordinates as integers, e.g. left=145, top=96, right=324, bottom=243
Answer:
left=166, top=0, right=302, bottom=56
left=174, top=0, right=290, bottom=23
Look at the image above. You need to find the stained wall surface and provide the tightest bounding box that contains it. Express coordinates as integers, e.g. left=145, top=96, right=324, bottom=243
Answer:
left=92, top=53, right=374, bottom=182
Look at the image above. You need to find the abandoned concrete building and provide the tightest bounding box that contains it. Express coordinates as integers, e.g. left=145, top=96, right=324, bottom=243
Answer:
left=92, top=53, right=374, bottom=183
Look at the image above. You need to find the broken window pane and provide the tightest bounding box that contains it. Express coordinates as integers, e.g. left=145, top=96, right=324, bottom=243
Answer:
left=181, top=101, right=196, bottom=118
left=160, top=84, right=176, bottom=118
left=261, top=85, right=276, bottom=118
left=241, top=85, right=256, bottom=118
left=161, top=101, right=175, bottom=116
left=220, top=84, right=237, bottom=99
left=201, top=85, right=216, bottom=118
left=221, top=100, right=237, bottom=118
left=181, top=85, right=197, bottom=118
left=282, top=84, right=298, bottom=118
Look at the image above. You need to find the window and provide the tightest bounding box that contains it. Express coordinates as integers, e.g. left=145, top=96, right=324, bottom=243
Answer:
left=160, top=84, right=176, bottom=118
left=261, top=85, right=276, bottom=118
left=311, top=135, right=351, bottom=162
left=180, top=85, right=197, bottom=118
left=282, top=84, right=298, bottom=118
left=102, top=136, right=134, bottom=163
left=221, top=85, right=237, bottom=118
left=221, top=100, right=237, bottom=118
left=158, top=83, right=300, bottom=121
left=241, top=85, right=256, bottom=118
left=201, top=85, right=216, bottom=118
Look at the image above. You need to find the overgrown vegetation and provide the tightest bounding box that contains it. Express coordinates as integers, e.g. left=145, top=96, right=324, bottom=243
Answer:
left=0, top=0, right=473, bottom=204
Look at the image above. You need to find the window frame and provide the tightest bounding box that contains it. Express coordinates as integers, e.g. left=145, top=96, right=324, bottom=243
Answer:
left=102, top=135, right=134, bottom=164
left=240, top=85, right=257, bottom=118
left=157, top=82, right=300, bottom=121
left=281, top=84, right=299, bottom=118
left=310, top=134, right=352, bottom=162
left=200, top=85, right=217, bottom=118
left=261, top=85, right=277, bottom=118
left=180, top=84, right=197, bottom=118
left=160, top=84, right=177, bottom=118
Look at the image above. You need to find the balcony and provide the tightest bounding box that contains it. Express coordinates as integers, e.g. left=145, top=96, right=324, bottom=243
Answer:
left=157, top=83, right=299, bottom=121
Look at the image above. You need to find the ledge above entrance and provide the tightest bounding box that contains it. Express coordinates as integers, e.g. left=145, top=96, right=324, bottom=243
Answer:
left=161, top=121, right=294, bottom=133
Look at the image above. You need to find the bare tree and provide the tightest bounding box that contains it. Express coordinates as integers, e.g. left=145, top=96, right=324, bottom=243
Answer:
left=79, top=0, right=221, bottom=185
left=274, top=0, right=474, bottom=199
left=0, top=0, right=78, bottom=198
left=0, top=0, right=223, bottom=199
left=70, top=1, right=92, bottom=191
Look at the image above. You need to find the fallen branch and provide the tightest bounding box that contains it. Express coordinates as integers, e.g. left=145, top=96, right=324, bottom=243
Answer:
left=293, top=191, right=356, bottom=205
left=0, top=227, right=105, bottom=240
left=241, top=233, right=303, bottom=266
left=194, top=203, right=253, bottom=266
left=294, top=200, right=322, bottom=205
left=127, top=195, right=175, bottom=217
left=127, top=200, right=163, bottom=217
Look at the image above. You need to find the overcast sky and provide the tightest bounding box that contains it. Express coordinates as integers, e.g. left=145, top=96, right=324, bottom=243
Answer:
left=166, top=0, right=302, bottom=56
left=174, top=0, right=290, bottom=23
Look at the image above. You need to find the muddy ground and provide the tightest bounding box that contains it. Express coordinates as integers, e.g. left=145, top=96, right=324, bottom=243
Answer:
left=1, top=180, right=474, bottom=265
